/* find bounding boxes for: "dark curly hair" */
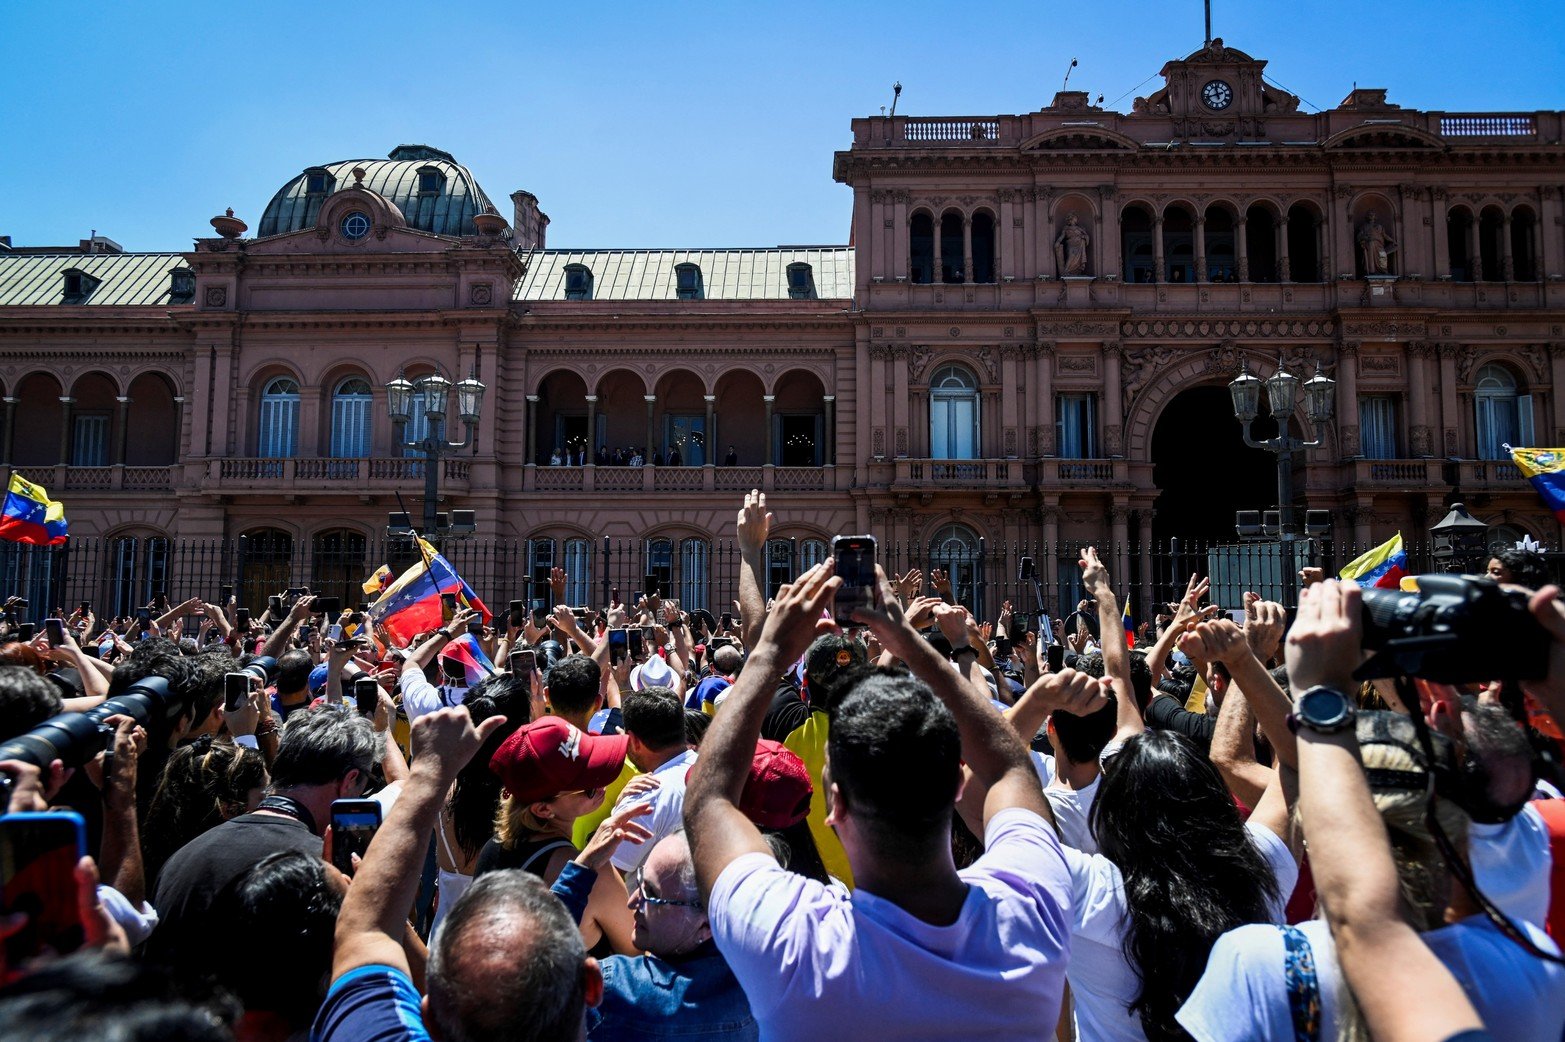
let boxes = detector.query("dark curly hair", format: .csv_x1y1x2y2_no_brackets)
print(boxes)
447,681,526,860
143,738,269,889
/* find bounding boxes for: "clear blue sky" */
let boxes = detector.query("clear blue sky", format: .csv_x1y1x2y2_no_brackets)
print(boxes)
4,1,1561,252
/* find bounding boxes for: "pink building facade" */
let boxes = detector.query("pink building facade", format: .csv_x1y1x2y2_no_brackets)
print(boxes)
1,42,1563,611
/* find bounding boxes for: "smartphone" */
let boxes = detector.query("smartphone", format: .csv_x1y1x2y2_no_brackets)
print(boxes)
1047,643,1065,673
611,586,621,605
224,672,251,712
16,622,34,643
509,599,526,628
466,617,484,637
1008,612,1029,643
832,535,879,625
43,619,64,648
328,623,344,642
329,799,382,875
0,811,87,966
994,635,1013,659
236,607,251,630
531,606,548,629
316,596,341,619
510,649,536,677
440,593,458,621
219,584,233,606
283,587,306,602
643,573,660,597
268,595,285,617
628,627,645,658
719,610,733,631
1019,556,1037,581
608,627,629,665
299,625,316,642
353,677,381,717
78,601,91,616
153,589,169,611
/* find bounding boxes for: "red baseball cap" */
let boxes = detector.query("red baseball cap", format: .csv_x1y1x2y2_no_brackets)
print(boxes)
489,716,629,804
739,739,814,829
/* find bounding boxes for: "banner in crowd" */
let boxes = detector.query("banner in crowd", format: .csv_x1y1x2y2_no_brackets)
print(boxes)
1508,445,1565,524
1337,532,1407,589
368,537,490,643
440,633,497,686
0,475,68,546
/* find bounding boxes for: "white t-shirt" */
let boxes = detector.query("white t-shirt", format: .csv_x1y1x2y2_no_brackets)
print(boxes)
608,749,697,873
1061,820,1297,1042
1177,915,1565,1042
1030,751,1102,854
1469,801,1552,926
708,807,1072,1042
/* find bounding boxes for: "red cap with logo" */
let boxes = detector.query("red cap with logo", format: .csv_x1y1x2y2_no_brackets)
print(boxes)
738,739,814,829
489,716,629,804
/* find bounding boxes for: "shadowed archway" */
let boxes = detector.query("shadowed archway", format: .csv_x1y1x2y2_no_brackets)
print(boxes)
1151,385,1279,546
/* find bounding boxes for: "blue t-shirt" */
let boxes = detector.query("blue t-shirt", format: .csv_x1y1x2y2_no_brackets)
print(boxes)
690,675,731,710
311,965,429,1042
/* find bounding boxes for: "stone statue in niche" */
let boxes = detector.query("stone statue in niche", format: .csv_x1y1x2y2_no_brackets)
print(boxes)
1054,214,1091,277
1356,212,1398,275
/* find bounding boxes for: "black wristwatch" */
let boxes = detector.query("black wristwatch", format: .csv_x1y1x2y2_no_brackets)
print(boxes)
951,645,979,661
1287,685,1357,735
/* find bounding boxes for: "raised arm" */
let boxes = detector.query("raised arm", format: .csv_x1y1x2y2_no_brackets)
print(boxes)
1079,546,1144,743
1289,580,1485,1042
685,561,837,899
260,594,316,661
1146,573,1208,682
735,490,771,653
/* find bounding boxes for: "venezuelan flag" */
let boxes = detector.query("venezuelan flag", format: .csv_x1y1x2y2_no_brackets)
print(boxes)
369,537,490,643
1122,598,1136,649
0,475,68,546
1509,446,1565,524
439,633,496,687
1339,533,1407,590
361,564,393,598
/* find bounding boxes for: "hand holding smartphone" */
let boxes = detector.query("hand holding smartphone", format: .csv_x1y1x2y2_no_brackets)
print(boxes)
832,535,880,625
1,811,87,967
353,677,381,717
329,799,382,875
608,627,629,665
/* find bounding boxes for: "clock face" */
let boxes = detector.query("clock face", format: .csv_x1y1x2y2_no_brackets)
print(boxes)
1202,79,1233,110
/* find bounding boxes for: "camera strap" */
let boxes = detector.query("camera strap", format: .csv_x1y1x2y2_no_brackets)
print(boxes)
257,794,318,835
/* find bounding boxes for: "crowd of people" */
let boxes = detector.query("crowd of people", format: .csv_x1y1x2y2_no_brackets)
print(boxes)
548,444,742,467
1,492,1564,1041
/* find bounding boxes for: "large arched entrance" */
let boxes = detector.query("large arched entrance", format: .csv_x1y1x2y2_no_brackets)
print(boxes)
1151,385,1279,546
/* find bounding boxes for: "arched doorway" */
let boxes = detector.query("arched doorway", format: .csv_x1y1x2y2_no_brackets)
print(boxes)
1150,385,1279,547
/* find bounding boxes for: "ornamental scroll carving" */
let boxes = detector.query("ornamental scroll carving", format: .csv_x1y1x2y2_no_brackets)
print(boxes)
1121,345,1181,409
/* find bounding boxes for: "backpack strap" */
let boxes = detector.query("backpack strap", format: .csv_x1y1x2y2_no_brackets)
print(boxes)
1282,925,1322,1042
520,839,577,875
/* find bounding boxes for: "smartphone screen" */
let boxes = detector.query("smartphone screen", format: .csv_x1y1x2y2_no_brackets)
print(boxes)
720,611,733,630
268,595,285,617
316,597,341,619
628,628,645,658
832,535,878,625
329,800,382,875
354,678,381,717
236,607,251,629
643,573,660,597
1008,612,1029,643
43,619,64,648
0,811,87,967
219,584,233,606
531,607,548,629
225,672,251,712
509,599,526,628
510,649,536,676
78,602,91,616
994,636,1013,659
466,617,484,637
440,593,458,621
1047,644,1065,673
608,628,629,665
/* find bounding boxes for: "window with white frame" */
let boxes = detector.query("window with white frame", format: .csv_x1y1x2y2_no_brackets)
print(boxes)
929,523,983,615
1358,396,1399,458
680,538,710,611
930,365,979,459
330,377,374,458
1474,365,1531,461
800,538,829,571
258,378,300,458
1056,394,1098,458
563,538,592,605
766,540,793,598
71,414,109,466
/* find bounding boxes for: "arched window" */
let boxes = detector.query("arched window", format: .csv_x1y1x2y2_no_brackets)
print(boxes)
563,538,592,605
312,529,368,609
1121,205,1155,282
1286,205,1321,282
1162,205,1195,283
258,377,300,459
239,528,294,610
1479,209,1504,282
1513,209,1539,282
1204,207,1237,282
1447,209,1475,282
909,212,935,284
929,524,983,615
800,538,829,572
1475,365,1531,460
1244,205,1278,283
679,538,710,612
106,533,170,618
330,377,373,459
766,539,794,598
940,212,964,283
929,365,979,459
646,538,674,596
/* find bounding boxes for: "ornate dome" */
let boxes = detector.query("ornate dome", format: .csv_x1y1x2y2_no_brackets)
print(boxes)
256,145,498,238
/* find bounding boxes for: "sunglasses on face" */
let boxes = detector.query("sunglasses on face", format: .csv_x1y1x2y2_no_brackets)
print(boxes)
629,866,703,911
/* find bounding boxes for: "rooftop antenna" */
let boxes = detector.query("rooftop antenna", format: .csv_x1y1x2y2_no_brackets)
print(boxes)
1062,57,1078,91
1204,0,1212,47
888,81,902,117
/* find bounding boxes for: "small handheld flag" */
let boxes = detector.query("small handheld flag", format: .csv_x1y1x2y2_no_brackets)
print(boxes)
369,537,490,643
440,633,496,687
0,475,68,546
1122,599,1136,649
1338,533,1407,590
1508,445,1565,524
362,564,393,598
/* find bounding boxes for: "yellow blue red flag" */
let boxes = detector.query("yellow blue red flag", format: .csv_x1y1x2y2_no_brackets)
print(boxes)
1509,446,1565,524
1338,532,1407,589
368,537,489,643
0,475,68,546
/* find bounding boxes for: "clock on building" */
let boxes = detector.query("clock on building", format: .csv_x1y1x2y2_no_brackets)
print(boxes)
1202,79,1233,110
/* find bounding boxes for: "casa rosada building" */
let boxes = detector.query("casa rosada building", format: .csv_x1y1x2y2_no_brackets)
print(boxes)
2,38,1564,612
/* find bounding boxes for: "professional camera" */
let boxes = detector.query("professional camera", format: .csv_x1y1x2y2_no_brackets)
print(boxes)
0,676,177,771
234,655,277,688
1357,574,1549,684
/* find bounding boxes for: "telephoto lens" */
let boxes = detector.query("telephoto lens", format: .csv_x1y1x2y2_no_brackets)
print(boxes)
1358,575,1549,684
0,676,176,770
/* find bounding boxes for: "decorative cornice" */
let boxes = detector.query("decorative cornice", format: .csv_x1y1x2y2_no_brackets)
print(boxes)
1120,316,1336,338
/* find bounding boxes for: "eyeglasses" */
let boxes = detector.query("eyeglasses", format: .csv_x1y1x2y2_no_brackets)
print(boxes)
628,867,703,911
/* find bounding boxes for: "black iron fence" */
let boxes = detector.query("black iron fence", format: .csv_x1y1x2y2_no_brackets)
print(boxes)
2,534,1554,631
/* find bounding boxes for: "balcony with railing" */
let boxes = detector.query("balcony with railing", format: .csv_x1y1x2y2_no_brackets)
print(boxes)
206,457,472,494
867,458,1030,492
520,464,829,495
12,465,176,493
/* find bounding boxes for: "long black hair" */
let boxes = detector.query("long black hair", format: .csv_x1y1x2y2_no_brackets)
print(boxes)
447,675,528,860
1090,729,1281,1041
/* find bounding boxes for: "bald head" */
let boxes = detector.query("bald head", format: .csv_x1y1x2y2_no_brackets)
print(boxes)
712,645,743,677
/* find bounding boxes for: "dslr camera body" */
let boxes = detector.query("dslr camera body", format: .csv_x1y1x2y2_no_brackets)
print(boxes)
1358,574,1548,684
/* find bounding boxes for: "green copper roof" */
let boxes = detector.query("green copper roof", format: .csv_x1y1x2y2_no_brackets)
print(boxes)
515,247,854,301
257,145,497,239
0,253,191,306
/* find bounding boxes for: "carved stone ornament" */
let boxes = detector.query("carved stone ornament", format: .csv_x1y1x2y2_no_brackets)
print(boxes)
1410,425,1433,457
469,283,493,306
1360,354,1399,373
1444,429,1459,455
976,346,999,381
204,286,227,307
895,429,908,456
1207,341,1248,377
1456,347,1481,382
908,345,934,381
1058,355,1097,373
1038,319,1118,337
1520,344,1548,380
1104,425,1124,456
1121,345,1181,407
1340,425,1360,456
1123,318,1334,339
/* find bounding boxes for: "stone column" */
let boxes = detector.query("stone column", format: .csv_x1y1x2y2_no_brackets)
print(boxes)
113,396,131,466
822,395,836,465
1431,189,1451,280
1276,215,1291,282
1468,216,1481,281
962,215,974,285
1541,187,1564,278
1098,184,1120,281
1406,343,1432,457
1110,505,1131,591
703,395,716,465
932,216,944,283
1152,214,1165,282
1550,344,1565,444
0,397,15,467
1040,504,1061,561
171,397,185,468
1336,342,1360,457
763,395,776,465
524,395,538,465
1102,342,1124,458
643,395,656,459
892,192,910,282
1236,215,1249,282
1317,216,1329,281
1036,341,1056,457
1501,214,1515,282
584,395,598,458
57,397,74,464
1437,343,1461,458
1194,215,1208,282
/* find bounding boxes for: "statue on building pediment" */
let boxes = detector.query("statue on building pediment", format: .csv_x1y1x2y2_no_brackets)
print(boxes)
1054,214,1091,277
1357,212,1397,275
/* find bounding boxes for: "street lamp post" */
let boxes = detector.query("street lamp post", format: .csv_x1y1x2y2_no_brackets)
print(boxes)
386,368,486,545
1228,358,1336,540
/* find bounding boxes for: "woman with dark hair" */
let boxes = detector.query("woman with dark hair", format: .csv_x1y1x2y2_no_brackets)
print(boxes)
1063,728,1297,1042
1486,545,1551,590
143,737,269,890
